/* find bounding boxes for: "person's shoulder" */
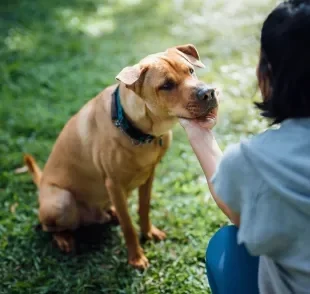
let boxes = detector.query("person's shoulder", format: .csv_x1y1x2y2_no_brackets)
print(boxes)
239,127,276,152
247,118,310,147
218,124,289,175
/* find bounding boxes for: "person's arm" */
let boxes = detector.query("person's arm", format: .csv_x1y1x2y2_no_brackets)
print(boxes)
187,130,240,226
179,109,240,226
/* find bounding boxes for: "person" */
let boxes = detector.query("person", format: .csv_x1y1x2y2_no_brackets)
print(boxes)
179,1,310,293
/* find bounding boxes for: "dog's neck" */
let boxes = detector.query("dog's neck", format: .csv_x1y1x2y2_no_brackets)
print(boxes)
118,84,177,137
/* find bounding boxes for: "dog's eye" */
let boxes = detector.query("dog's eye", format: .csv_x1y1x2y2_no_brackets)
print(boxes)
189,68,194,75
160,80,175,91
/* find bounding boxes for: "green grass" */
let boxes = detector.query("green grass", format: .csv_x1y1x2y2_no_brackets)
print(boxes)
0,0,274,293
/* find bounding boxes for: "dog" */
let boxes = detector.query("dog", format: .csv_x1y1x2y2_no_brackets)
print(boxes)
24,44,218,269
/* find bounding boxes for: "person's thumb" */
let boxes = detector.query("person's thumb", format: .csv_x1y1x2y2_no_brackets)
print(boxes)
178,118,194,129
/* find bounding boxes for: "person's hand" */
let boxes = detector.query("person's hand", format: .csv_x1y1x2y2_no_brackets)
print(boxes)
179,107,218,139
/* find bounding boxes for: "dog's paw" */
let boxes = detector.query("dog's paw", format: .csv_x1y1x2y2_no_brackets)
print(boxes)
53,232,75,253
143,225,166,241
128,252,149,270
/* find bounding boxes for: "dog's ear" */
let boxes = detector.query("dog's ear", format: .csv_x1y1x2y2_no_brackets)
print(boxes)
115,64,147,89
175,44,205,68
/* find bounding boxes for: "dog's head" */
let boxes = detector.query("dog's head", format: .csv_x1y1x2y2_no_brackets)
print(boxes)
116,44,219,120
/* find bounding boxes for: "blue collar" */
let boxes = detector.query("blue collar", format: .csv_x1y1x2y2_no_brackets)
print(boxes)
111,85,157,145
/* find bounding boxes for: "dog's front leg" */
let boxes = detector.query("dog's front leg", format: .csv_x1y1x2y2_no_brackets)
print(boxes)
105,178,149,269
138,169,166,241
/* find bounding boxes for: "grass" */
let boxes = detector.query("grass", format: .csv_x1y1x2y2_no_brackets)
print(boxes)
0,0,274,293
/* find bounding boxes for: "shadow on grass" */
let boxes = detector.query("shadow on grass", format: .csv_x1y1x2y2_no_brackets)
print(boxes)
34,219,121,254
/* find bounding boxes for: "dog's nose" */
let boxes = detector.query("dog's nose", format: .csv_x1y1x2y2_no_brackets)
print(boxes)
196,87,216,101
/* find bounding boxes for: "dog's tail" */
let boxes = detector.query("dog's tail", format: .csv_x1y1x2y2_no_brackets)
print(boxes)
24,154,42,188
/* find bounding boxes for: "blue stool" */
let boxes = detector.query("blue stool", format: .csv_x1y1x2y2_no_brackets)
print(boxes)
206,225,259,294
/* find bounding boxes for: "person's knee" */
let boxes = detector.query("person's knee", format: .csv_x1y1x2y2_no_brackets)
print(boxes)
205,226,238,294
205,225,259,294
206,225,238,262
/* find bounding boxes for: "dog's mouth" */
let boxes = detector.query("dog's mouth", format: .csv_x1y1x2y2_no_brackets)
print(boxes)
178,107,217,121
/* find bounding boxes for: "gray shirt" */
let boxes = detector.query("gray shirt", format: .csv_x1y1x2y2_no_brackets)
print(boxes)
211,118,310,294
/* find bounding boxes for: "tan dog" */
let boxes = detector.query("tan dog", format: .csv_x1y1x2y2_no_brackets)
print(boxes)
24,44,218,269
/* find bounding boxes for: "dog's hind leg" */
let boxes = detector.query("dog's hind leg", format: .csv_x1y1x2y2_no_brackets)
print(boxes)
39,185,79,253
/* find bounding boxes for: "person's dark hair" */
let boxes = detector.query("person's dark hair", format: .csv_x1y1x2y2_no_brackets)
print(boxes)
255,0,310,124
